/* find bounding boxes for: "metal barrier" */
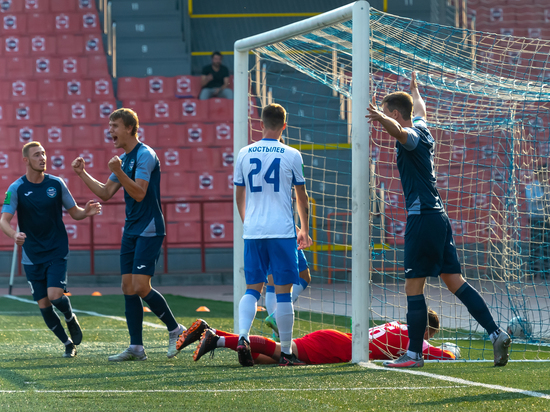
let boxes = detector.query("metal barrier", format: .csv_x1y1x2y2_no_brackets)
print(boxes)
5,198,233,276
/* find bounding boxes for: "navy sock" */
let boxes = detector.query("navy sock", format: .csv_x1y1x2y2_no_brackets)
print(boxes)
124,294,144,346
40,306,69,344
455,283,498,335
51,296,74,321
142,289,178,331
406,294,427,355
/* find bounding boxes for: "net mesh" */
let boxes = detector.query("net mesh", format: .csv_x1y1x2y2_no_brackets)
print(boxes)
249,7,550,359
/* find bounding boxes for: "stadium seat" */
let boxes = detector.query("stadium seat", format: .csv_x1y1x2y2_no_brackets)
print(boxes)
0,102,14,125
0,0,24,13
53,13,81,34
45,125,74,148
183,122,215,146
0,59,6,78
37,78,60,101
87,55,109,77
9,79,36,102
34,56,61,78
161,171,196,198
203,201,233,222
48,148,76,172
93,222,123,250
29,35,56,55
56,34,84,55
94,203,125,224
12,102,40,125
207,98,233,122
65,220,92,248
72,124,103,148
27,12,54,35
166,201,201,222
179,99,208,122
93,77,113,100
217,146,234,169
122,99,151,123
81,12,101,33
62,78,93,101
166,220,201,247
6,57,32,78
150,99,179,122
0,126,17,149
83,33,102,54
0,150,24,175
117,77,147,100
248,120,262,143
196,170,232,198
42,101,69,124
4,35,29,56
214,122,232,142
56,171,85,199
13,125,44,145
60,56,88,77
68,101,97,124
203,221,232,245
158,147,191,170
174,75,201,98
96,100,116,120
76,148,104,171
147,76,176,100
155,123,185,147
2,14,28,35
189,147,214,171
137,125,158,148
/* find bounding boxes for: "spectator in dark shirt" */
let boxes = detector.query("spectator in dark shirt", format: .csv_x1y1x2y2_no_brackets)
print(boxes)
199,51,233,100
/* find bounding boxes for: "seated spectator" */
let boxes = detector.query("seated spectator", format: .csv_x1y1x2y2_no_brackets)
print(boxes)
199,51,233,100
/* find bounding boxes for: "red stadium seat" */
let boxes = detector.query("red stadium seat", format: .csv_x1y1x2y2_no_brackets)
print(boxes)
4,35,29,56
34,56,61,78
2,13,28,35
24,0,50,13
203,202,232,222
62,78,93,101
214,122,232,143
45,125,73,148
13,125,44,145
72,124,103,148
50,0,76,12
96,100,116,121
27,12,54,35
0,150,24,175
196,170,232,198
0,81,10,100
0,126,17,149
0,0,24,13
86,55,108,77
0,102,14,125
65,220,92,248
166,220,201,247
182,122,214,146
179,99,208,122
0,58,7,78
122,99,151,123
6,57,32,78
147,76,176,100
150,99,179,122
12,102,40,125
75,148,104,170
166,201,201,222
117,77,147,100
93,222,123,249
216,146,234,169
83,33,102,54
175,75,201,98
92,77,113,100
81,12,101,33
56,170,84,199
161,171,196,198
42,101,68,124
208,98,233,122
68,101,97,124
203,221,232,245
137,124,158,148
47,148,75,172
158,147,191,170
56,34,84,55
154,123,184,147
189,147,214,171
59,56,88,77
94,203,125,224
30,35,56,56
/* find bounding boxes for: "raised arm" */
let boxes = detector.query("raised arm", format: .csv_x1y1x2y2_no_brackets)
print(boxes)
72,157,121,202
365,96,409,144
410,72,427,119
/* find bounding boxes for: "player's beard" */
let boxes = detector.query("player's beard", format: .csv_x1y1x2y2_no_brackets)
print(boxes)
29,160,46,173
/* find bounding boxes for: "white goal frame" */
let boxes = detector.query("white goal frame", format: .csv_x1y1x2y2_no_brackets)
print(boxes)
233,1,371,363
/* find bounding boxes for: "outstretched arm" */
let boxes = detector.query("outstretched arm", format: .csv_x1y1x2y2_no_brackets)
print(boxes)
410,72,427,119
365,96,409,144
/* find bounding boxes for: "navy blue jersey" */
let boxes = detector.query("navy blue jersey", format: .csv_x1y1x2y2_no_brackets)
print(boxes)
2,174,76,265
109,142,165,237
396,117,444,214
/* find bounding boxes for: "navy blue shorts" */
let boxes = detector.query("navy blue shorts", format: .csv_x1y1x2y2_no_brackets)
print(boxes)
244,238,300,286
120,234,164,276
23,259,68,301
404,212,462,278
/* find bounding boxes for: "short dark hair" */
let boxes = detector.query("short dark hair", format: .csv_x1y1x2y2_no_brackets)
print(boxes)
22,141,42,158
427,308,440,334
261,103,286,130
109,108,139,136
212,51,222,59
381,91,413,121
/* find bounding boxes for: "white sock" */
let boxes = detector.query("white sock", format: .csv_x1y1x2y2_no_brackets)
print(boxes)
217,336,225,347
238,293,258,340
266,290,277,316
64,340,72,346
130,344,144,352
276,301,294,354
407,350,421,360
291,283,306,303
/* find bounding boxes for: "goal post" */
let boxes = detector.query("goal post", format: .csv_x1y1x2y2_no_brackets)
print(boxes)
233,1,372,363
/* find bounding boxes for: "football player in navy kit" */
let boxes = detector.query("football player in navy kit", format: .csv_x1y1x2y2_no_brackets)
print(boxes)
366,73,510,367
72,108,186,361
1,141,101,358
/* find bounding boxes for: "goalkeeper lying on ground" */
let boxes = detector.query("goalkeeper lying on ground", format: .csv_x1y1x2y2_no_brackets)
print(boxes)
176,309,459,365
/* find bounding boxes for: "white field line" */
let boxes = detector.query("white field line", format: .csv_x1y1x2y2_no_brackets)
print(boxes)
361,362,550,400
0,386,467,394
2,295,165,329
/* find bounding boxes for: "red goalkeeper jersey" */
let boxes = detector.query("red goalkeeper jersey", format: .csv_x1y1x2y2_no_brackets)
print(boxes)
293,322,456,364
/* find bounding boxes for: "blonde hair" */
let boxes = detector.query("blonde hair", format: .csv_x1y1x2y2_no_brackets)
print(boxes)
22,141,42,158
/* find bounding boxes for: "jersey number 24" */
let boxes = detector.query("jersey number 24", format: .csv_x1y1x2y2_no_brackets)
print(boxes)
248,158,281,192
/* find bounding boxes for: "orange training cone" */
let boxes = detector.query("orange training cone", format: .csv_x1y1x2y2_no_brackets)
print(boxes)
91,291,102,296
143,307,152,312
257,306,266,312
196,306,210,312
64,292,72,296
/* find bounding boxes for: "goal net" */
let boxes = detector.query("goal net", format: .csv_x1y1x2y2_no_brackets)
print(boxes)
236,2,550,361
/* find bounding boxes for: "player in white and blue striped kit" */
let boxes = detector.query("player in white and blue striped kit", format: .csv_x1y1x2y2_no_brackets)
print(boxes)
72,108,186,361
234,103,312,366
0,142,102,358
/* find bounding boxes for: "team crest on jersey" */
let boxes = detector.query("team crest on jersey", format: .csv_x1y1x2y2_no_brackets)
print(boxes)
3,191,10,205
128,159,135,171
46,187,57,198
